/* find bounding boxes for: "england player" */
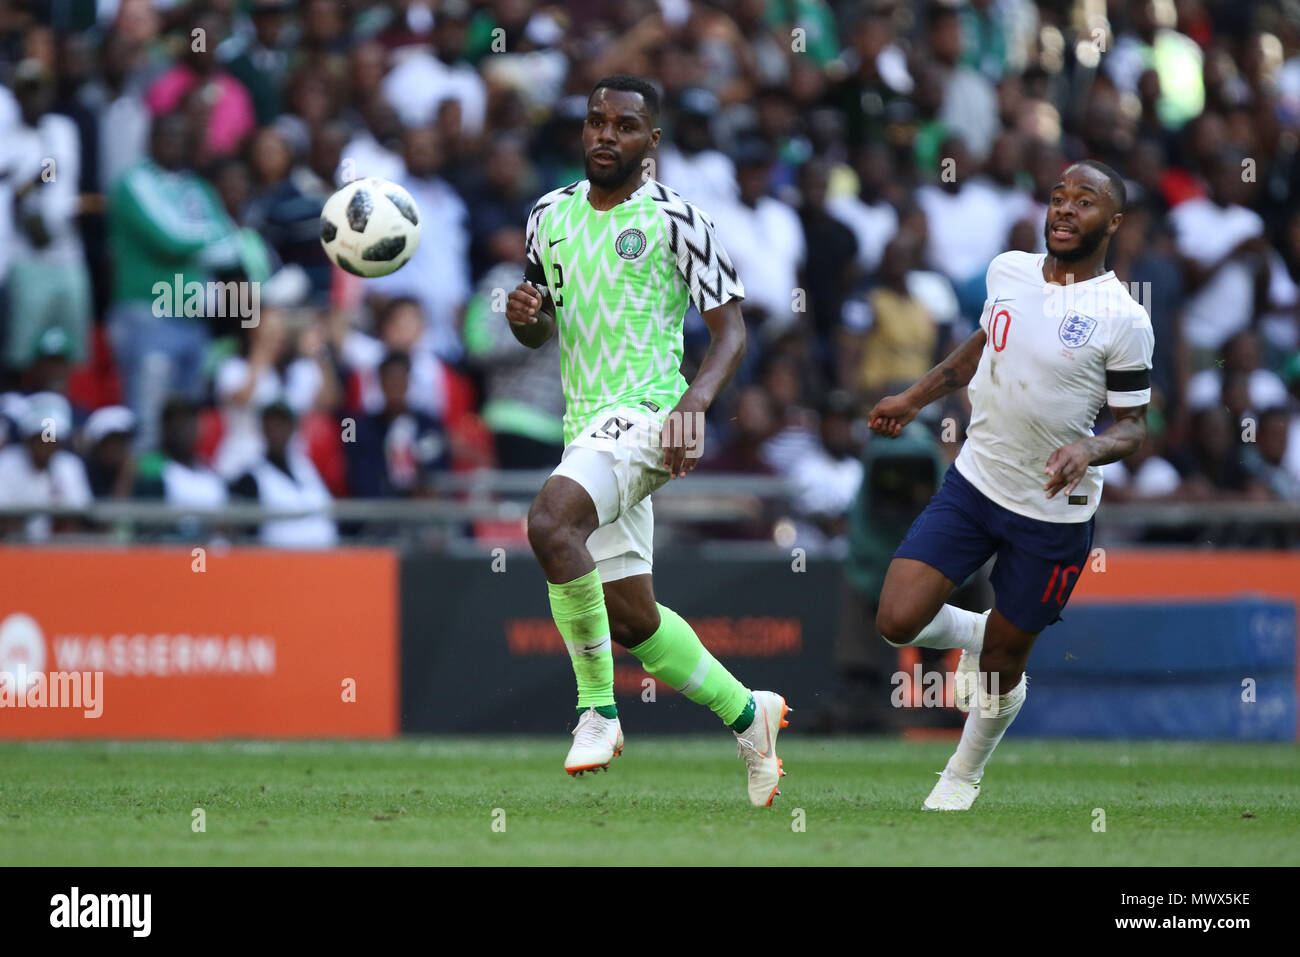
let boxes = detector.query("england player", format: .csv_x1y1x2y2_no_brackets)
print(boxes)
868,160,1154,810
504,76,789,806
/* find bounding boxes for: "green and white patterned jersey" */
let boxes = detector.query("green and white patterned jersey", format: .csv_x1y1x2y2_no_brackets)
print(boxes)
523,178,745,444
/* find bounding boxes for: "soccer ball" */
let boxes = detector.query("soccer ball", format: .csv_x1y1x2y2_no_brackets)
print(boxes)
319,178,421,278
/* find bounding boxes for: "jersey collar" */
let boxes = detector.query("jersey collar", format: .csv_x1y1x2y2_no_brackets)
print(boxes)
582,177,652,209
1039,253,1116,287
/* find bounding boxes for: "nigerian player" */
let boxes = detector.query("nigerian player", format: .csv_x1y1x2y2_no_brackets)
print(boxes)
868,160,1154,810
504,76,790,806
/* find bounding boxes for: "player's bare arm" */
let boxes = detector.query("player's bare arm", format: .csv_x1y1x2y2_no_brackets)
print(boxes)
868,329,988,437
661,299,745,479
505,281,557,348
1044,403,1148,499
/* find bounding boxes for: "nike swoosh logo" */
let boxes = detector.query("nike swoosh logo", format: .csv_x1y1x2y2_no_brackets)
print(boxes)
549,237,566,247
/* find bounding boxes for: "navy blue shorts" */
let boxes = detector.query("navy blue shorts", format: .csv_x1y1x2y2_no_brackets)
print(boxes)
893,463,1094,634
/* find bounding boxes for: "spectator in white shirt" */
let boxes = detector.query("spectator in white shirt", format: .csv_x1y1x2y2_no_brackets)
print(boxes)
338,295,450,421
4,61,93,371
77,32,150,194
0,392,91,541
656,88,739,210
1169,149,1271,363
1243,408,1300,501
930,5,998,161
80,404,137,500
132,395,230,541
828,142,901,275
710,139,805,342
1185,331,1289,413
367,126,472,362
915,136,1007,310
213,307,335,481
789,390,865,556
758,352,820,474
380,0,485,138
228,400,337,548
339,96,405,186
983,130,1039,245
1100,409,1182,502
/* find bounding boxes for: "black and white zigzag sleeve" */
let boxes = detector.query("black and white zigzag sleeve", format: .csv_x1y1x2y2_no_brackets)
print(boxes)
522,197,548,287
654,185,745,314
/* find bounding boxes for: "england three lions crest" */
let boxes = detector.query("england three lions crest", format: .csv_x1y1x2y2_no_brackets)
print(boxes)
1059,311,1098,349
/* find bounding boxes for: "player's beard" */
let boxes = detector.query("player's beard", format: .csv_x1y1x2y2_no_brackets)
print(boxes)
1044,217,1108,262
585,148,647,189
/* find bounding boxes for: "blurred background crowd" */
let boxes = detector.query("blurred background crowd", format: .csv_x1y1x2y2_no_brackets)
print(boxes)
0,0,1299,552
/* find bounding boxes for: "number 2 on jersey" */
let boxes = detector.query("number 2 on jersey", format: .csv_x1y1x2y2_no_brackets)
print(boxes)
552,261,565,308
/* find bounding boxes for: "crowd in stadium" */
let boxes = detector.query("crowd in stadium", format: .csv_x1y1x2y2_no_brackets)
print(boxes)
0,0,1298,545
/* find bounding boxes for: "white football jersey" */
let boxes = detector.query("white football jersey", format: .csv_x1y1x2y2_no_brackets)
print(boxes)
954,251,1154,523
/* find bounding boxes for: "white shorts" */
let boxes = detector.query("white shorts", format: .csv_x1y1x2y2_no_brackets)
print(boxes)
550,404,671,582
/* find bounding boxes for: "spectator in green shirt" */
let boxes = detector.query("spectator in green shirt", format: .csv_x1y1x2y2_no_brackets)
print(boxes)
106,110,244,451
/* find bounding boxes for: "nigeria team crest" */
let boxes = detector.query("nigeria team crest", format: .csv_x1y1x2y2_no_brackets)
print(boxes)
615,227,647,260
1059,311,1098,348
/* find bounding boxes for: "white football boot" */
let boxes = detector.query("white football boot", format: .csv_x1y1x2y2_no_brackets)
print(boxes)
734,690,790,807
922,769,981,811
565,708,624,776
954,610,992,714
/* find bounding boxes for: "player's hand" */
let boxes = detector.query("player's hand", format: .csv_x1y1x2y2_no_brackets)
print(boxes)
661,393,706,479
506,282,542,325
1044,442,1092,498
868,394,918,438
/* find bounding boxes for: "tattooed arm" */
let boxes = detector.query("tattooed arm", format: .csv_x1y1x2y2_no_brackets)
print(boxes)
1044,404,1148,499
868,329,988,437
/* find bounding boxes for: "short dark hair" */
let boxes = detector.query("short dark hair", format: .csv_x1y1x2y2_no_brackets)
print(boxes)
820,388,858,420
926,3,960,26
589,75,660,122
1072,159,1127,212
261,398,295,421
161,394,197,424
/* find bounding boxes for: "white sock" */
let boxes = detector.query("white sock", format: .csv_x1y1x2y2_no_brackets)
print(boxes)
891,604,985,651
947,675,1027,783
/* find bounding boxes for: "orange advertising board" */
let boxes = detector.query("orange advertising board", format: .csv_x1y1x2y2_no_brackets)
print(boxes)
1071,550,1300,605
0,547,398,738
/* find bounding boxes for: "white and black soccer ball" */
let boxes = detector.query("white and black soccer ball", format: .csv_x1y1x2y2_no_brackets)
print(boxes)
319,177,421,278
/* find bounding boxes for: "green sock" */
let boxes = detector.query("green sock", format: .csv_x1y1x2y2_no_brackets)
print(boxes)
729,694,756,733
628,603,750,728
548,568,615,712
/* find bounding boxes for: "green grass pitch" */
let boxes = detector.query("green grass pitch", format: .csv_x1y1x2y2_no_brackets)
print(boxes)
1,737,1296,866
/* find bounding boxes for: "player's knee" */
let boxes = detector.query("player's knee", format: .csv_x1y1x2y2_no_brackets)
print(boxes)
608,608,658,648
876,605,919,647
526,501,569,561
